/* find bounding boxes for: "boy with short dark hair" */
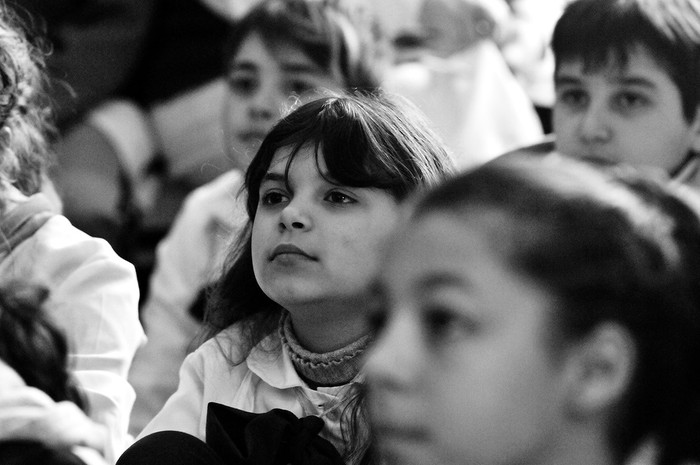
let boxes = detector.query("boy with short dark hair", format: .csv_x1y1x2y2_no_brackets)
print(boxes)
507,0,700,187
551,0,700,185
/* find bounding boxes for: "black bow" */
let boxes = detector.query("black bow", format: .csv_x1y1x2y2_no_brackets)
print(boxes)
206,403,345,465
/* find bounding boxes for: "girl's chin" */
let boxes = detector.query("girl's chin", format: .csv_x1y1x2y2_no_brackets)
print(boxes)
262,286,322,309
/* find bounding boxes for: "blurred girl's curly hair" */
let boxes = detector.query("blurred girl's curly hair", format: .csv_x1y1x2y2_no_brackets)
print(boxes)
0,282,86,409
0,3,54,199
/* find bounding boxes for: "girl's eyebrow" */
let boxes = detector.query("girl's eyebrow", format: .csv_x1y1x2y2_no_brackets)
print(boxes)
416,272,470,292
230,56,322,75
229,60,257,72
281,62,322,74
554,75,581,86
261,172,286,183
368,278,385,298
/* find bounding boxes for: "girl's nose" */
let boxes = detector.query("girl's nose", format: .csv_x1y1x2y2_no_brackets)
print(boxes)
278,204,311,232
365,311,424,390
249,98,275,121
248,87,280,122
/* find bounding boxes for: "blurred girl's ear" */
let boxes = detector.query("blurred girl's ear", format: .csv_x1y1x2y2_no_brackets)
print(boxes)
562,322,636,419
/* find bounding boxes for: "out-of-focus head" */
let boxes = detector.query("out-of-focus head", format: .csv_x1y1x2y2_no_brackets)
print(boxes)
367,153,700,465
222,0,387,166
0,6,53,200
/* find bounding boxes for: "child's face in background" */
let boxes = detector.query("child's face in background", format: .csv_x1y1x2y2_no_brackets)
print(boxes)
251,146,400,340
366,213,570,465
553,46,700,174
223,32,344,169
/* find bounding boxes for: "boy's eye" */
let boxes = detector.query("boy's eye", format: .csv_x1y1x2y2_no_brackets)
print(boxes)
260,190,288,206
556,88,588,109
227,73,258,95
325,191,356,204
613,91,650,112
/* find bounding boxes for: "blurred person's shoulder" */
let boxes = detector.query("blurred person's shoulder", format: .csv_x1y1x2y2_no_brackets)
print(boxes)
495,134,556,162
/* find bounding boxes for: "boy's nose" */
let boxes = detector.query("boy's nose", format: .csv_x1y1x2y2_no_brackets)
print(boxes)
578,106,612,143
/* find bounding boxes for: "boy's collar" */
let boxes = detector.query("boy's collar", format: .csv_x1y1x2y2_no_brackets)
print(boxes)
669,151,700,185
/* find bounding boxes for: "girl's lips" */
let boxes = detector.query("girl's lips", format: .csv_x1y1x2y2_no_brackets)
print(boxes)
238,130,268,143
269,244,315,261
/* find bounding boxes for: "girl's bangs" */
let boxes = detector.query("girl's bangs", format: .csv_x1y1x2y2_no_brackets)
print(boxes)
279,101,393,189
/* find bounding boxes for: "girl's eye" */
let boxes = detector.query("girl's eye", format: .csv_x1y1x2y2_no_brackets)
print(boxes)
260,190,288,206
367,308,389,334
325,191,356,204
287,79,315,96
556,88,588,110
613,91,650,112
227,74,258,96
422,306,479,346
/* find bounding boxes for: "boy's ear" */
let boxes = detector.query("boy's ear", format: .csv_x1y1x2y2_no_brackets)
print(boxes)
688,105,700,153
562,323,636,419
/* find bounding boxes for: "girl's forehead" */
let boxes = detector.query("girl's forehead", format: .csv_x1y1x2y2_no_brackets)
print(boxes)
235,31,322,71
233,33,295,63
268,145,329,176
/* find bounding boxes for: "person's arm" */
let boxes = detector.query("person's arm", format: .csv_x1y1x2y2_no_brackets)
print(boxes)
128,211,210,434
136,347,209,441
129,170,244,434
28,217,144,463
0,360,107,455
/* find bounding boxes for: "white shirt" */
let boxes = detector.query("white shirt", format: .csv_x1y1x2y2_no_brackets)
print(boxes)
129,169,247,434
0,198,144,463
138,326,363,458
0,361,109,465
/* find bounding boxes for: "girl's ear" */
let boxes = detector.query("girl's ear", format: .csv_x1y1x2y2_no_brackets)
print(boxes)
562,322,636,419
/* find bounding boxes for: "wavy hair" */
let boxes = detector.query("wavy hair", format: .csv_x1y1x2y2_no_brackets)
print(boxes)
0,282,85,410
0,3,54,201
